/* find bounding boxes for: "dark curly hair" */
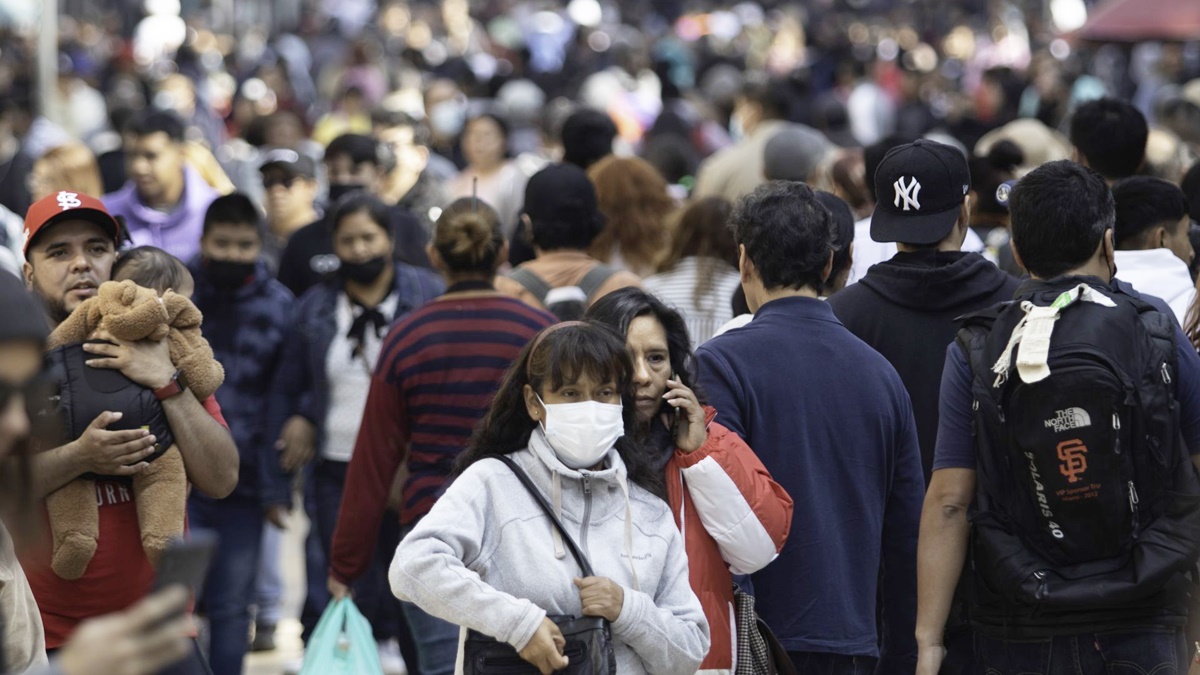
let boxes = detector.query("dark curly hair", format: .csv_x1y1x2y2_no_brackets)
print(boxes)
729,181,835,294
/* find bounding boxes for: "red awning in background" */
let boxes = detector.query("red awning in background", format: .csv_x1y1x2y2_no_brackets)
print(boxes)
1078,0,1200,42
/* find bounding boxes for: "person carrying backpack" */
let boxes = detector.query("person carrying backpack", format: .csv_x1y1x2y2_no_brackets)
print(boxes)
496,163,642,320
916,160,1200,675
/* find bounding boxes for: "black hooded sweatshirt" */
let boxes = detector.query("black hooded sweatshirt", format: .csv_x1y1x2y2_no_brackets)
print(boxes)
828,250,1020,481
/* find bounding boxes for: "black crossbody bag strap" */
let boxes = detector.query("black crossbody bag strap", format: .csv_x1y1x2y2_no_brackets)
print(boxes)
491,455,595,578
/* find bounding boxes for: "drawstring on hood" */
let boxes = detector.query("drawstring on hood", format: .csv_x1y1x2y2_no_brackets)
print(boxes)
528,427,641,592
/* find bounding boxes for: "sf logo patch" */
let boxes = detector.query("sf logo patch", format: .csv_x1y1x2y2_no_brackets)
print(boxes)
893,177,921,211
56,191,82,210
1057,439,1088,483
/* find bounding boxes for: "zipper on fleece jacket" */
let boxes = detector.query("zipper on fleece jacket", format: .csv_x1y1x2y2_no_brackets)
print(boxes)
580,474,593,561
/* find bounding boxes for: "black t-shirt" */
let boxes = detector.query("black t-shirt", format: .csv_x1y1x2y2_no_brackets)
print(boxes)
277,206,433,299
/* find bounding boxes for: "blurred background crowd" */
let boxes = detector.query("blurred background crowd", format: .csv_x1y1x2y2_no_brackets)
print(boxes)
1,0,1199,674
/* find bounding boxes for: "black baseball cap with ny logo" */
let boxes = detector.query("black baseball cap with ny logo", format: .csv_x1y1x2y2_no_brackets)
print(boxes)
870,139,972,246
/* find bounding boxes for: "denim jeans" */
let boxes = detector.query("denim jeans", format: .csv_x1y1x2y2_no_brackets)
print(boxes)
303,458,402,644
973,627,1188,674
186,497,264,675
255,522,284,626
397,524,460,675
787,651,878,675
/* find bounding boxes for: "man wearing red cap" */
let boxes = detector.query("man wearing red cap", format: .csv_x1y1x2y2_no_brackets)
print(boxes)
19,190,237,669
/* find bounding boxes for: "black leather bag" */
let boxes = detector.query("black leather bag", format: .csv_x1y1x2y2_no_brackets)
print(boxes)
462,455,616,675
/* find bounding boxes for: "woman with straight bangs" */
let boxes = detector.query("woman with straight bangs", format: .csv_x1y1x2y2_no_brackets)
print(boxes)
587,156,676,277
586,286,793,675
390,322,710,675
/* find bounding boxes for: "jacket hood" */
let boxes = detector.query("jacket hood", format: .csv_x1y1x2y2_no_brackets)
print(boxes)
859,250,1016,312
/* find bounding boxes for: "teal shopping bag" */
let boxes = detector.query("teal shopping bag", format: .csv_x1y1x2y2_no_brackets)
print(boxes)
299,598,384,675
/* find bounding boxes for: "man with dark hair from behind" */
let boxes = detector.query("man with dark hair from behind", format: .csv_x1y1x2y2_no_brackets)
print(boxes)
829,139,1018,482
814,191,856,295
102,109,218,263
495,163,641,315
1111,177,1195,323
916,160,1200,674
1069,98,1149,182
697,181,924,673
559,108,618,170
185,193,294,675
693,74,789,202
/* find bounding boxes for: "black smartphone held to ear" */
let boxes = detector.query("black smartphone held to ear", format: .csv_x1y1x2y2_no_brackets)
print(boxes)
153,530,218,597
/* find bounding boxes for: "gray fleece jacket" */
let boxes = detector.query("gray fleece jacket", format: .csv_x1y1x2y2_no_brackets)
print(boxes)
390,428,710,675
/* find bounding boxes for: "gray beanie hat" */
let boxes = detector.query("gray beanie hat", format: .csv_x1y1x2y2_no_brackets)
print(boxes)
763,124,834,182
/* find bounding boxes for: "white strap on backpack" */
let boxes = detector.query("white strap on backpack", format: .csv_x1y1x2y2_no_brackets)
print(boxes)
991,283,1117,387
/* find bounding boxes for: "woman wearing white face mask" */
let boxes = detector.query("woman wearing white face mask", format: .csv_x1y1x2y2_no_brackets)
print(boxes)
390,321,710,675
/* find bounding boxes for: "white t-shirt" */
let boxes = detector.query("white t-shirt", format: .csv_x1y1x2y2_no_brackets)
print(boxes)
321,291,399,462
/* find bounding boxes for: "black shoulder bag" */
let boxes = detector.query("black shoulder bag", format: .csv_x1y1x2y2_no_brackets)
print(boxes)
462,456,617,675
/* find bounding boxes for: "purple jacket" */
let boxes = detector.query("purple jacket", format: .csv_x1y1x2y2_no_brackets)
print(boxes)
102,166,218,262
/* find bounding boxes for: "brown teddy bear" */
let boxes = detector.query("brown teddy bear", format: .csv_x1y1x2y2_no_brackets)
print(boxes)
45,280,225,580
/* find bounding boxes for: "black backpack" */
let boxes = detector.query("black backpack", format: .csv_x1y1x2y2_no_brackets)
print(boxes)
42,342,175,479
507,264,617,321
957,278,1200,630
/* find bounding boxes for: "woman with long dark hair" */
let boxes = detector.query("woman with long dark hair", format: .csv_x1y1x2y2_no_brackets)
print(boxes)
586,287,793,674
390,322,709,675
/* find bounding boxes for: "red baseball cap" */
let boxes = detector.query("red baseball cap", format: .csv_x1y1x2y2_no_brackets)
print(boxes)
23,191,122,256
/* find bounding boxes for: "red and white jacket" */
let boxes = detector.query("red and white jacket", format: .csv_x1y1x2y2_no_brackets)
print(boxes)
665,407,793,673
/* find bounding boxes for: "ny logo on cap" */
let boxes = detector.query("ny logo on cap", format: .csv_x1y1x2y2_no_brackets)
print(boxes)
56,191,82,210
893,177,921,211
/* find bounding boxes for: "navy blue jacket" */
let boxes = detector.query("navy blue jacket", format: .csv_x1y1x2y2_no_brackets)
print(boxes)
266,262,444,462
188,258,295,508
695,296,925,669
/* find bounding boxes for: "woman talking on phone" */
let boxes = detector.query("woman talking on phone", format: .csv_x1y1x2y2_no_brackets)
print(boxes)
390,322,709,675
586,287,793,674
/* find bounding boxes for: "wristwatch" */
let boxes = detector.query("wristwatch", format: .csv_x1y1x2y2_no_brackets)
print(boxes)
153,370,189,401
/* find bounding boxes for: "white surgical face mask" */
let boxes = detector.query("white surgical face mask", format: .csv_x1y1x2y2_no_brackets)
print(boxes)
537,395,624,470
429,100,466,138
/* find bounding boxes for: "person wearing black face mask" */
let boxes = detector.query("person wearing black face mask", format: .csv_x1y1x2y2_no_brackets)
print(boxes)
266,192,443,646
277,134,434,298
184,193,297,675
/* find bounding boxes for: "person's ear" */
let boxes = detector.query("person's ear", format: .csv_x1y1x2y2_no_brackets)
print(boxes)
738,244,752,284
1157,226,1169,250
1010,238,1026,274
523,383,544,422
414,145,430,172
22,260,33,289
822,249,835,284
960,195,971,228
1104,228,1116,261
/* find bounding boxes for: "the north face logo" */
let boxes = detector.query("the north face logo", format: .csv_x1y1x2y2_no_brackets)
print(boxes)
893,177,921,211
56,191,82,210
1045,407,1091,433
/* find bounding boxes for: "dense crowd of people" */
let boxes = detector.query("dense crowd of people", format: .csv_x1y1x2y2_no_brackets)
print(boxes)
0,1,1199,675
